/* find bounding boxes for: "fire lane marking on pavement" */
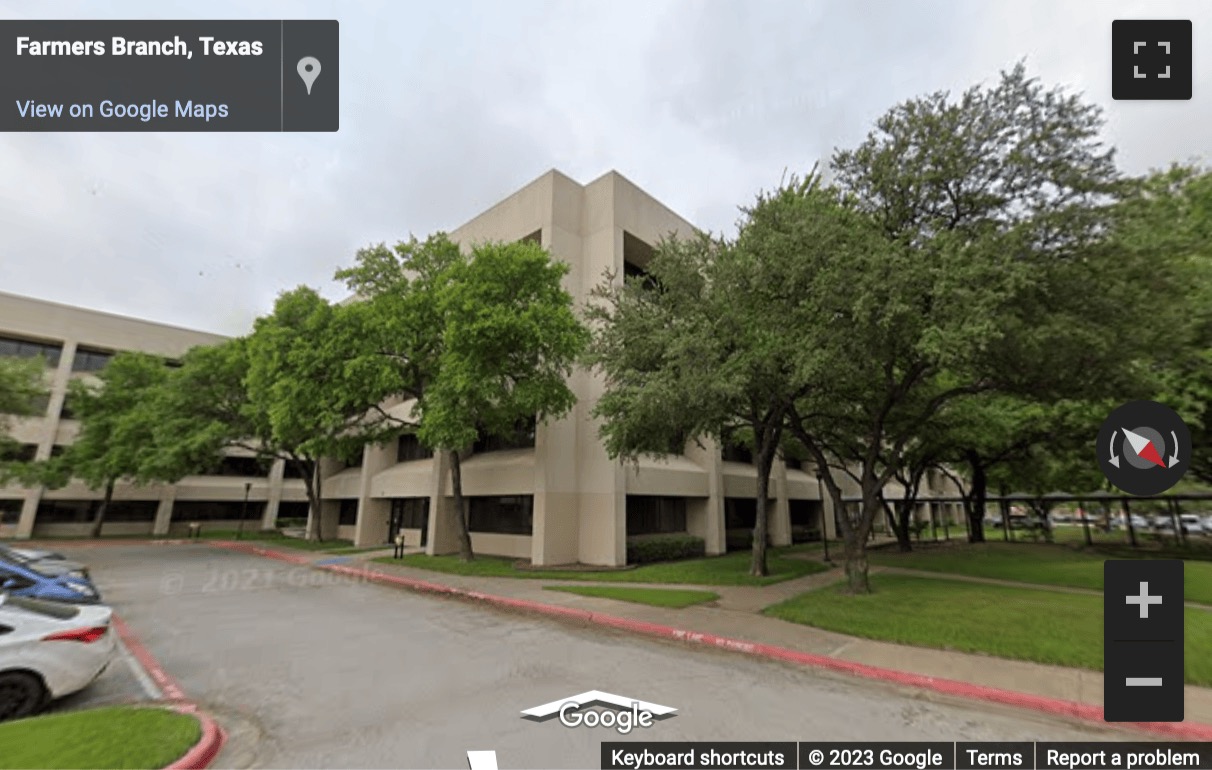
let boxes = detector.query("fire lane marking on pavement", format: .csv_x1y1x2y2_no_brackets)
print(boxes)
117,635,163,700
467,750,498,769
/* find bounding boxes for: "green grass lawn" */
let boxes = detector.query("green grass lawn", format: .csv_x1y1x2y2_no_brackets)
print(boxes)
764,574,1212,686
868,541,1212,605
375,548,830,586
544,585,719,608
0,706,201,769
190,530,355,552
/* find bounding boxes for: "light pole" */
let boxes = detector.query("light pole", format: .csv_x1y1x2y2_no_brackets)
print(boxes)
816,471,832,564
238,481,251,540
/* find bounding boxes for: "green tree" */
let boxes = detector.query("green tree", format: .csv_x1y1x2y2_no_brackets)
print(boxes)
589,176,846,577
784,64,1183,592
338,236,588,561
153,288,401,541
0,356,46,483
30,353,171,538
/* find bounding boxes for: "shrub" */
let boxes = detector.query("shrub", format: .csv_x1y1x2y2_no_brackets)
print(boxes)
626,534,706,564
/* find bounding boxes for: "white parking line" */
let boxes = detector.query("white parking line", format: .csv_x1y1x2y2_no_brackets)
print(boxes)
116,634,163,700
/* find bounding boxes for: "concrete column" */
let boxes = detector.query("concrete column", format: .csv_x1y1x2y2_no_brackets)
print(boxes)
262,459,286,529
353,441,394,547
685,437,725,556
151,486,176,536
531,412,580,566
311,457,343,541
425,450,462,555
15,340,76,539
769,457,792,547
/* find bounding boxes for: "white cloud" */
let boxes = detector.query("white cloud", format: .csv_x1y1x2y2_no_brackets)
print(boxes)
1,0,1209,334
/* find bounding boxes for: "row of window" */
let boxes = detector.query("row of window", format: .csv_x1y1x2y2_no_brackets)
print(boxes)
0,335,113,371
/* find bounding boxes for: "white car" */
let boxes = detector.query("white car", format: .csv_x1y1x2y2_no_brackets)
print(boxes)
0,593,116,721
1180,514,1205,535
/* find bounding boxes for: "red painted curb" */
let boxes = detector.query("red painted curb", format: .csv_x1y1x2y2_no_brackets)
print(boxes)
164,705,227,770
111,614,227,768
112,615,188,702
212,543,1212,742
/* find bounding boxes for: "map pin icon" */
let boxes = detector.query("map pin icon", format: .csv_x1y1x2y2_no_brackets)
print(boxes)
297,57,321,95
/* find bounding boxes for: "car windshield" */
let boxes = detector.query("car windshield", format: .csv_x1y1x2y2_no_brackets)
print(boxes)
0,593,81,621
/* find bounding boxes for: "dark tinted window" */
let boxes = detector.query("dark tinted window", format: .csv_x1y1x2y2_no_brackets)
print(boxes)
173,501,264,522
339,499,359,525
209,456,269,477
626,496,688,535
0,500,20,525
36,499,158,522
397,434,433,462
722,442,754,464
0,444,38,463
390,498,428,528
467,496,533,535
2,594,81,620
473,417,536,453
71,348,112,372
281,461,309,479
0,335,62,367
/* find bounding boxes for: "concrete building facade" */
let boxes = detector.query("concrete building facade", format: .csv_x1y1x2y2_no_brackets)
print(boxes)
1,169,965,562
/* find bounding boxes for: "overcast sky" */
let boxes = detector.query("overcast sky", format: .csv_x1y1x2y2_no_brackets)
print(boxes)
1,0,1209,336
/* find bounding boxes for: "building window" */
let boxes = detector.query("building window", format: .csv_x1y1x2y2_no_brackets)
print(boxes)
0,499,20,525
397,433,433,462
467,496,533,535
626,496,688,535
0,444,38,463
0,335,62,367
71,347,112,372
722,441,754,464
338,499,359,526
473,416,536,454
725,497,757,529
172,501,265,522
57,394,75,420
208,456,269,477
390,498,429,529
281,461,309,480
35,500,159,523
519,229,542,246
275,501,310,525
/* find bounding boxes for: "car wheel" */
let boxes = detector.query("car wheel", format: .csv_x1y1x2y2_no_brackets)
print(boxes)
0,672,46,722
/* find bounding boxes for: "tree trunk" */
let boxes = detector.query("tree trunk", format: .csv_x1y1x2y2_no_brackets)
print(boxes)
841,479,878,594
301,459,324,542
884,496,912,552
966,454,987,543
894,498,913,552
90,479,114,539
450,450,474,562
750,448,775,578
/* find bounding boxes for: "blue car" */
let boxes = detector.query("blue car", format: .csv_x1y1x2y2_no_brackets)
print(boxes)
0,556,102,604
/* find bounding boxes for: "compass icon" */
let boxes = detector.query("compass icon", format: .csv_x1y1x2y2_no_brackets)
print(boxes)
1098,400,1191,495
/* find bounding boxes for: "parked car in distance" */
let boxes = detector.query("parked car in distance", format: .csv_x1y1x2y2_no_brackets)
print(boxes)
0,545,86,579
6,546,66,562
1180,514,1205,535
0,593,116,721
0,556,101,604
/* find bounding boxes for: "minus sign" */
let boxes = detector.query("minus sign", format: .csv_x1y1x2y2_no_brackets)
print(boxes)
1113,639,1175,642
1125,678,1163,686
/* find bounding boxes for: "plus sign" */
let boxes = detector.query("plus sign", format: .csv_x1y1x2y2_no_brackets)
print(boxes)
1126,581,1163,618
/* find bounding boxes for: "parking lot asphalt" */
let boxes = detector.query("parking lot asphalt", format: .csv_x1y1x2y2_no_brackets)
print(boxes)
64,543,1131,769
